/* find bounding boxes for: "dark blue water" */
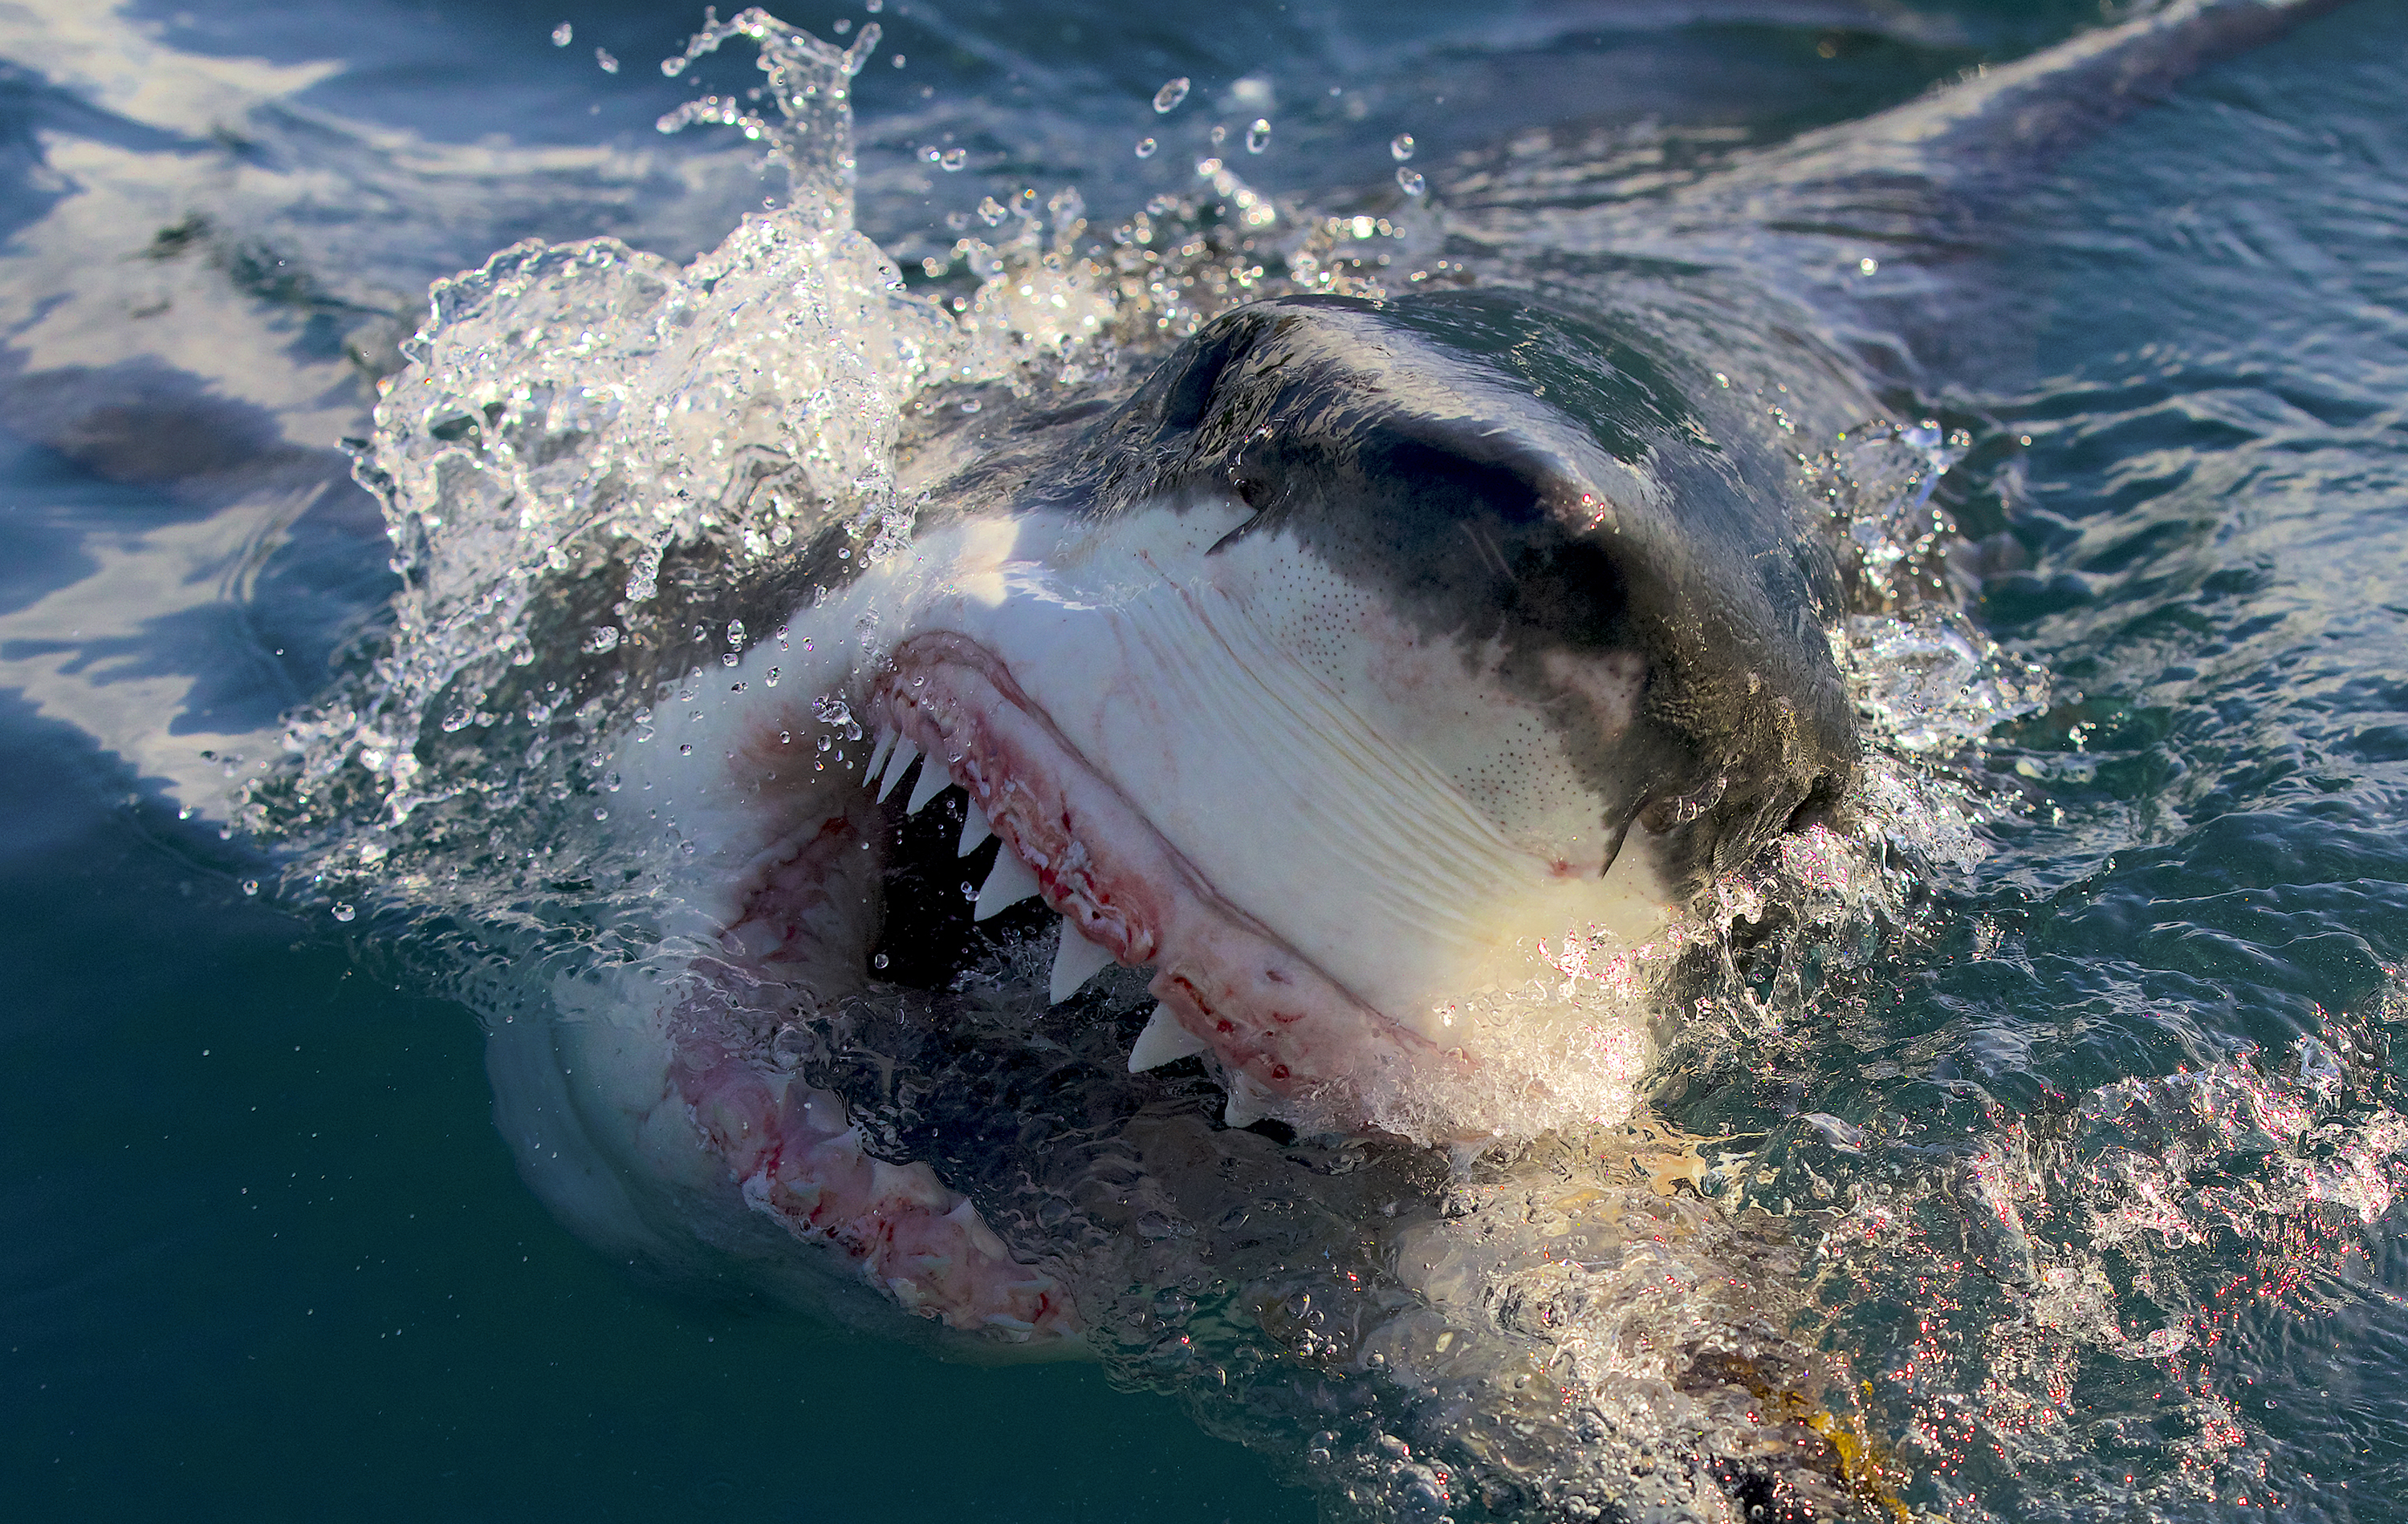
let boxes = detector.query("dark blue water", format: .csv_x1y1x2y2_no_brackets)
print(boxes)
3,2,2404,1520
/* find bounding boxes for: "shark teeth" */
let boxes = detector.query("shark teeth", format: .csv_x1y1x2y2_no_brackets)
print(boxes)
864,728,896,783
956,799,992,857
1126,1004,1210,1073
904,756,953,815
971,847,1043,921
875,737,919,802
1047,925,1118,1005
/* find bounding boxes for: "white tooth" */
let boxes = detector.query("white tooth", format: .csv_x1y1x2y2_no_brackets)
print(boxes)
1047,925,1118,1005
971,849,1043,920
876,737,919,802
1222,1074,1276,1129
864,729,896,785
1127,1004,1210,1072
956,799,993,857
905,758,952,815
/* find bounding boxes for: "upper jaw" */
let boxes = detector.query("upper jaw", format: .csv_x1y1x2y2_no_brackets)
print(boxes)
862,631,1459,1137
855,621,1686,1144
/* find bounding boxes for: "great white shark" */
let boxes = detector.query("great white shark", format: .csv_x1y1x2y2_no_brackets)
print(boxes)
329,1,2350,1518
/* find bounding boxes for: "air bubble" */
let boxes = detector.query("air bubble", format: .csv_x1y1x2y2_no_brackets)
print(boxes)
1135,136,1157,158
604,771,623,791
1153,77,1190,113
551,22,571,46
332,903,356,923
1245,119,1270,153
1390,132,1415,161
581,626,620,655
595,48,619,74
938,147,967,171
241,879,260,896
976,197,1007,225
1210,123,1226,147
872,953,889,969
593,807,609,821
771,1025,809,1068
1396,168,1426,197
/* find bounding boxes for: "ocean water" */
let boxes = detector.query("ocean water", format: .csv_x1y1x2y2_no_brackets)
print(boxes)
3,2,2406,1521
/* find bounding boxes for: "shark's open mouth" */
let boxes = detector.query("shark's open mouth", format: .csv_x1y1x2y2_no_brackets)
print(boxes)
862,631,1462,1127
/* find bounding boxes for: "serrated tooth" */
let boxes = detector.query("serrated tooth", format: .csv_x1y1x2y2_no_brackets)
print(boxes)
956,799,992,857
971,848,1043,920
876,737,919,801
1222,1073,1276,1130
1047,924,1118,1005
905,758,953,815
1127,1004,1210,1073
864,728,896,785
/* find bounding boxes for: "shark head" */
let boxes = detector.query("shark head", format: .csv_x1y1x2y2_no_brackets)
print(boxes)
649,291,1858,1140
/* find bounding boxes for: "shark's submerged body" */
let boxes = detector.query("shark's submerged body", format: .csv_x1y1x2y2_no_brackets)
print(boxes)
303,2,2353,1519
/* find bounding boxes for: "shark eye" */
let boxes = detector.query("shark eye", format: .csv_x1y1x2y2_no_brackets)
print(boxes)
1157,312,1265,430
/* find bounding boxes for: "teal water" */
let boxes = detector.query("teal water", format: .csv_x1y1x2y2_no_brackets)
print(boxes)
3,2,2406,1520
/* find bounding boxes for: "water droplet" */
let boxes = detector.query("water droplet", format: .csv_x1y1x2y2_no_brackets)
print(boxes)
241,879,260,896
1153,77,1190,113
832,17,851,33
1859,256,1879,275
1396,167,1426,197
1245,119,1271,154
817,735,833,752
938,148,967,171
678,743,694,756
592,807,609,821
604,771,623,791
872,953,889,969
765,667,779,687
1390,132,1415,161
961,881,978,900
891,54,905,67
1135,136,1157,158
1209,123,1226,147
865,0,882,11
332,903,356,923
594,47,619,74
551,22,571,47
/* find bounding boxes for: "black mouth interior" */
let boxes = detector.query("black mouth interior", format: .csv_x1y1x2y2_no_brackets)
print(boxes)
863,782,1054,993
